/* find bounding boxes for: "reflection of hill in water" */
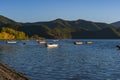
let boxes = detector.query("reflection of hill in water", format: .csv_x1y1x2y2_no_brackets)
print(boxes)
0,46,18,52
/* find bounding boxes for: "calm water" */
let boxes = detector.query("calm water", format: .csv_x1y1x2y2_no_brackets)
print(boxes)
0,40,120,80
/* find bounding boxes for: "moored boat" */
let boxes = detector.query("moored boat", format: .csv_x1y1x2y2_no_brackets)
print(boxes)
74,42,83,45
38,39,46,44
45,43,58,48
53,39,59,42
7,41,17,44
86,41,93,44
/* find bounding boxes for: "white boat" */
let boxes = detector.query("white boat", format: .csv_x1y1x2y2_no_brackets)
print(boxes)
45,43,58,48
53,39,59,42
74,42,83,45
86,41,93,44
38,40,46,44
7,41,17,44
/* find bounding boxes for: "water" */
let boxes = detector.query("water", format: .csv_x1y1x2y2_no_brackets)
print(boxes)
0,39,120,80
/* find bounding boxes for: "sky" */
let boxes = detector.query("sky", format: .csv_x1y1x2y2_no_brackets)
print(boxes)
0,0,120,23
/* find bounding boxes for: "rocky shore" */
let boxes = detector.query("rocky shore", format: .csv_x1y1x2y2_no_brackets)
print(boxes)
0,62,30,80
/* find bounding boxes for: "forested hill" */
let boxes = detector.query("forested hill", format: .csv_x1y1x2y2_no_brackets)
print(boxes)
0,15,21,29
111,21,120,28
0,15,120,39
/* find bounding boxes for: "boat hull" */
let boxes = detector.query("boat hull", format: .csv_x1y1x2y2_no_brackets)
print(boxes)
46,44,58,48
7,41,16,44
74,42,83,45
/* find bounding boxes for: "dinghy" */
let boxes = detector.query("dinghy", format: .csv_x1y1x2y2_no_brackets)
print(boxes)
45,43,58,48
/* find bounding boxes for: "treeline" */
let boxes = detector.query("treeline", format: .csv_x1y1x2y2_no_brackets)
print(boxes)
0,27,28,40
0,27,45,40
18,24,73,39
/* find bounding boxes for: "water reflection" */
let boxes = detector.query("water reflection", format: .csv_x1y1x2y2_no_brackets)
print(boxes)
0,46,18,58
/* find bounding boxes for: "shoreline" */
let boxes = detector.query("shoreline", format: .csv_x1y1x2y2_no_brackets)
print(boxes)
0,62,30,80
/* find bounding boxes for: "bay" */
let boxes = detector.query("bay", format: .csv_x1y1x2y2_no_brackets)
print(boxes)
0,39,120,80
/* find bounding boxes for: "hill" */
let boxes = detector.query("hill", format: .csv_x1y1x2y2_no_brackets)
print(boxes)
111,21,120,28
0,15,21,29
0,15,120,39
19,19,118,39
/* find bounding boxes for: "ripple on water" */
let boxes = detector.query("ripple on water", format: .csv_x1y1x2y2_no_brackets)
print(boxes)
0,40,120,80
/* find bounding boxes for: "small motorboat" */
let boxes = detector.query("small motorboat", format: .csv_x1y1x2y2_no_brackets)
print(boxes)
74,42,83,45
38,39,46,44
7,41,17,44
86,41,93,44
53,39,59,42
45,43,58,48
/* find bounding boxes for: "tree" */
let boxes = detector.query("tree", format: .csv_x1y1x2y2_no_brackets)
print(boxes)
0,27,28,40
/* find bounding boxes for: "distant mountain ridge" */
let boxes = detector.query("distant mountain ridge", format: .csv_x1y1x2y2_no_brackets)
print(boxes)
0,15,21,29
111,21,120,28
0,15,120,39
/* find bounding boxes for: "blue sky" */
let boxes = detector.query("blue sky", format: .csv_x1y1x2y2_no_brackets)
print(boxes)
0,0,120,23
